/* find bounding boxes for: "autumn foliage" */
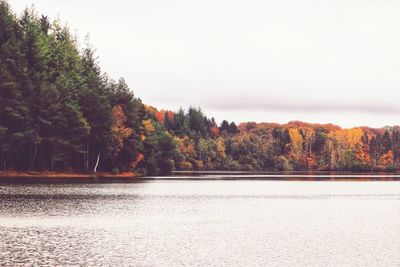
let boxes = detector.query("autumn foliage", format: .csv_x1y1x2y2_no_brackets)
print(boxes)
2,2,400,176
142,106,400,173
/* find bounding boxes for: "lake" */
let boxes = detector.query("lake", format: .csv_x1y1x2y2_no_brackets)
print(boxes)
0,178,400,266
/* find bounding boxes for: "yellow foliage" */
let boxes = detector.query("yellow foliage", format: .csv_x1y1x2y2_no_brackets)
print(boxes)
289,128,303,159
215,137,226,158
143,104,158,115
331,128,363,148
175,136,196,159
142,119,155,134
180,161,193,170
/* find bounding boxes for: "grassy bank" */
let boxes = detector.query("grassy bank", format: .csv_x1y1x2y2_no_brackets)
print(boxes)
0,171,141,183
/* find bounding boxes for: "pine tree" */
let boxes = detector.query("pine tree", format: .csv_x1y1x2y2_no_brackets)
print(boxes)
80,46,112,172
0,1,31,169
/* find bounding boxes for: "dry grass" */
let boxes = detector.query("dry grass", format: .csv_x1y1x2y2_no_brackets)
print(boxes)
0,171,138,178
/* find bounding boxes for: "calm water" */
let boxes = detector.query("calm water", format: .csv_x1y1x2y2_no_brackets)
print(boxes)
0,179,400,266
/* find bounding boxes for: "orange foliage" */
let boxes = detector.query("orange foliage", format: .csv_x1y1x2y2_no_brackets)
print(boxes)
356,150,371,166
155,111,164,124
285,121,341,132
143,106,174,125
111,105,133,156
238,122,257,132
379,151,394,166
211,126,220,136
176,136,196,159
131,152,144,168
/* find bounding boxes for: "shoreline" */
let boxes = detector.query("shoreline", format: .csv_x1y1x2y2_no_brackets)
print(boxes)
0,171,143,183
1,171,400,183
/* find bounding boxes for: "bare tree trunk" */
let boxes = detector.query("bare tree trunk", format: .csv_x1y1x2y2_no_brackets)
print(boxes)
93,152,100,173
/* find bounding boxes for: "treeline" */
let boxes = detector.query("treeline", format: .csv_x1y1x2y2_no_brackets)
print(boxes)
0,2,148,173
148,108,400,172
2,1,400,175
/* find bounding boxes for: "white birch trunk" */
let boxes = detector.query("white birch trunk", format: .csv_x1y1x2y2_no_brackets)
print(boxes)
94,152,100,173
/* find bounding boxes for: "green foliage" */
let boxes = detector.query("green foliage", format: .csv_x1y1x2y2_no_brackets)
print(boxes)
138,120,178,175
0,3,143,172
219,120,238,135
2,1,400,175
274,156,293,171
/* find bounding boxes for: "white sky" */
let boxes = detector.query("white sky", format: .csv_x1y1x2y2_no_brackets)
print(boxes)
10,0,400,128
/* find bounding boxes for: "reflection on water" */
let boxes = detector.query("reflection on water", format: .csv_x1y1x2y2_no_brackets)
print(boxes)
1,180,400,266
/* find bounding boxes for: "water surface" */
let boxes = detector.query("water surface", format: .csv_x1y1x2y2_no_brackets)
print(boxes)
1,179,399,266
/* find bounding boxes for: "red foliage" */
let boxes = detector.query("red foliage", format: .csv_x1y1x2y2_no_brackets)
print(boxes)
238,122,257,132
165,111,175,121
211,126,219,136
155,111,164,124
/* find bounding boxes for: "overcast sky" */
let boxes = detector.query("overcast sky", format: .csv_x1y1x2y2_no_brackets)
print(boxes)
10,0,400,128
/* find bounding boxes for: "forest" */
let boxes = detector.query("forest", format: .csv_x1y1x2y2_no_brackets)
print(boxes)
1,1,400,175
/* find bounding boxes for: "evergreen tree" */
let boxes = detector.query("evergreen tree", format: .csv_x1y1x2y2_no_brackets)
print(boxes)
0,1,30,169
80,47,112,171
382,130,392,154
173,108,189,137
